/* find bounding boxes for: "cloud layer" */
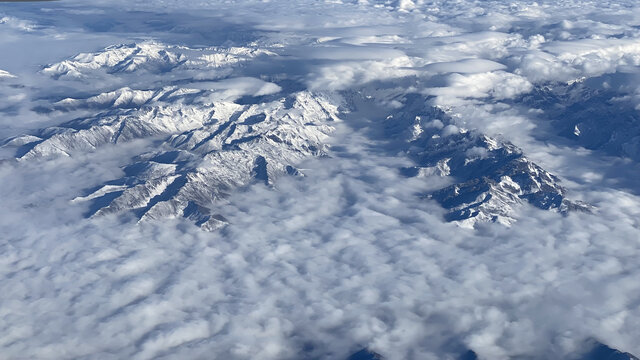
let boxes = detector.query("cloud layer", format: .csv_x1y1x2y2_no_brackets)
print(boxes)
1,0,640,359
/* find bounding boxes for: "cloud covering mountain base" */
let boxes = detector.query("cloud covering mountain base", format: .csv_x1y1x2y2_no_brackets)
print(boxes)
1,0,640,359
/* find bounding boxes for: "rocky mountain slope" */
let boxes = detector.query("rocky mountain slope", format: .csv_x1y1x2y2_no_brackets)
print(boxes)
384,94,591,227
2,41,591,228
520,77,640,162
10,86,338,230
3,42,338,230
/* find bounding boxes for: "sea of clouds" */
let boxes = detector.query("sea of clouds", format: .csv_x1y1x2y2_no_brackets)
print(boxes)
1,0,640,359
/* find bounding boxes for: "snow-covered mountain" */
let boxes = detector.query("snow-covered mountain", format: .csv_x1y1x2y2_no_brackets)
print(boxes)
1,42,340,229
520,79,640,162
350,341,640,360
382,94,591,227
3,1,640,360
41,41,276,79
78,91,337,230
2,41,592,228
7,86,337,230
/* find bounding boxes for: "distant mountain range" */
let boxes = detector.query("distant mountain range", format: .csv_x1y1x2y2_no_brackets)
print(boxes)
3,41,600,228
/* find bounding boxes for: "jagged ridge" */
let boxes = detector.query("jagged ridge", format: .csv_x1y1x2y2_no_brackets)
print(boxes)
41,40,276,79
2,40,340,229
520,79,640,162
82,90,338,230
386,94,591,227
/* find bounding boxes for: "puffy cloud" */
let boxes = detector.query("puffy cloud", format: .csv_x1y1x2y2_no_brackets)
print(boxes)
0,15,36,32
543,38,640,78
424,71,533,105
307,57,416,90
515,51,580,83
1,0,640,359
2,92,640,359
0,69,16,78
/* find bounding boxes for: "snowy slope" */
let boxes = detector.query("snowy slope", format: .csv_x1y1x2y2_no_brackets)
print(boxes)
4,41,591,229
384,94,591,227
0,43,331,229
42,41,276,79
77,91,337,230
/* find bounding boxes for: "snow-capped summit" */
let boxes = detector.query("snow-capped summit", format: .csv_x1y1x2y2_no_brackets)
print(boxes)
42,41,276,79
4,39,337,229
13,87,219,159
386,95,591,227
78,91,337,230
8,82,337,229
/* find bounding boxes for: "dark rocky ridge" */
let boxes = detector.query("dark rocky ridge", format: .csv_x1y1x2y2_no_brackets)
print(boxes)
385,94,591,226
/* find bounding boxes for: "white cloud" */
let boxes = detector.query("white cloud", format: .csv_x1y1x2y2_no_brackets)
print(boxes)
307,57,416,90
2,101,640,359
1,0,640,359
195,77,282,100
0,69,16,78
0,15,36,32
542,38,640,79
421,58,507,74
425,71,533,105
515,51,578,83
